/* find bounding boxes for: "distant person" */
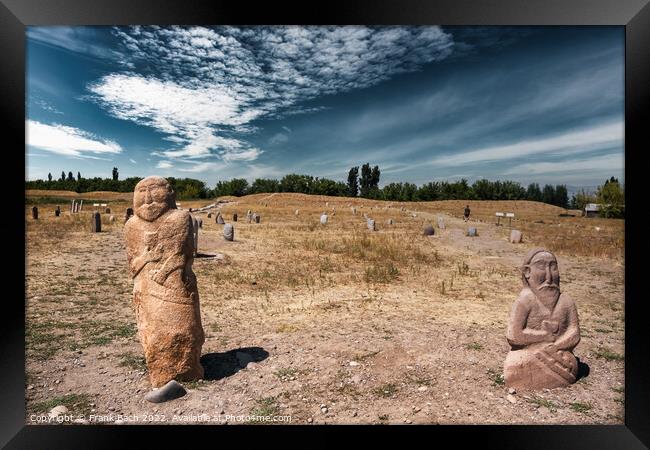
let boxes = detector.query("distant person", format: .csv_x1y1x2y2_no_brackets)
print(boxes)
464,205,471,222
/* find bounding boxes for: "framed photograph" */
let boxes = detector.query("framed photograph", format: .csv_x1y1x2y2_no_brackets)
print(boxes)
3,0,649,447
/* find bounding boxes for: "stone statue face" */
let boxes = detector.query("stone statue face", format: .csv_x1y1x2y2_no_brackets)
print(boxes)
134,176,175,222
524,251,560,304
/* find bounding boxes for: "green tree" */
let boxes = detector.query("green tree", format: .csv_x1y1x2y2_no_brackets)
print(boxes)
597,178,624,218
526,183,543,202
359,163,372,197
112,167,119,181
347,166,359,197
572,189,595,211
213,178,249,197
60,171,66,181
554,185,569,208
542,184,555,205
250,178,280,194
77,171,81,182
47,173,52,182
67,171,74,181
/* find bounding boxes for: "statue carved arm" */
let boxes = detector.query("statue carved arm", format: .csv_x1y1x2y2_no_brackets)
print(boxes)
506,300,554,347
129,244,164,279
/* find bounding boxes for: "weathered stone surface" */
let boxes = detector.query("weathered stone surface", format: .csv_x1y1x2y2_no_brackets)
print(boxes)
320,214,328,225
233,213,238,222
504,248,580,390
437,216,445,229
467,227,478,237
144,380,187,403
510,230,523,243
124,176,205,388
91,212,101,232
32,206,38,220
223,223,234,241
367,219,376,231
423,224,435,236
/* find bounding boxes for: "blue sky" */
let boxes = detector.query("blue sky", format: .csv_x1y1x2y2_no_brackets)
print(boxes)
26,26,624,190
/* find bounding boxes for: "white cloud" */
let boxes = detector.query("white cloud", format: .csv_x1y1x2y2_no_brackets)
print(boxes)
26,120,122,158
129,158,137,164
87,26,455,165
503,153,623,176
156,160,173,169
429,121,623,167
268,133,288,145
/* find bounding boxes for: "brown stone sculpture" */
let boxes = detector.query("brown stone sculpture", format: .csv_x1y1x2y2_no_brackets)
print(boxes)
124,176,205,388
504,248,580,390
32,206,38,220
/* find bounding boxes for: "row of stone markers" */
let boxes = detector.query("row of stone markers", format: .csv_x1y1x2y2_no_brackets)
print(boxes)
122,177,582,404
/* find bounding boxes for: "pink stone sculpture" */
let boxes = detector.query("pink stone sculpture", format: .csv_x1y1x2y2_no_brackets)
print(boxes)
504,248,580,390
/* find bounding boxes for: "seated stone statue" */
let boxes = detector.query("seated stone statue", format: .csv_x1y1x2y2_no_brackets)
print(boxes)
124,176,205,388
504,248,581,389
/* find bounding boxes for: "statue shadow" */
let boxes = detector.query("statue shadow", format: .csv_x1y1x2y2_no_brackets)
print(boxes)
200,347,269,381
195,253,219,259
576,357,590,381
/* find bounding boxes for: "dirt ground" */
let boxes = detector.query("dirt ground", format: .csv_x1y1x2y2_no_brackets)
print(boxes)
25,193,625,425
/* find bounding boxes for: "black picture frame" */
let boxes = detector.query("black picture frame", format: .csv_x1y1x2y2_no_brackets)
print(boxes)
3,0,649,447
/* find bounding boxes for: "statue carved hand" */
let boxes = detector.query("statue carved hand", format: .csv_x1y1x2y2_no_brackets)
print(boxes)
150,268,167,285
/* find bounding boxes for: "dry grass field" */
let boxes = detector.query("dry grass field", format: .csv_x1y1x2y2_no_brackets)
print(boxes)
25,191,624,425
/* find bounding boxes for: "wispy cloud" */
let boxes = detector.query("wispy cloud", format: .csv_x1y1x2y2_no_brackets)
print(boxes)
129,158,137,164
26,120,122,158
156,161,173,169
27,27,125,62
503,152,623,176
429,121,623,167
87,26,455,166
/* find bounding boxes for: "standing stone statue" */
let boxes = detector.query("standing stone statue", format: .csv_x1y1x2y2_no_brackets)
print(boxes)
70,199,75,213
320,213,328,225
255,214,261,224
437,216,445,229
207,213,212,219
504,248,580,390
233,213,238,222
423,224,435,236
223,223,234,241
32,206,38,220
216,213,225,225
386,218,393,225
109,215,116,223
91,212,101,232
294,209,299,216
105,207,111,214
125,207,134,223
191,216,199,257
55,206,61,217
467,227,478,237
124,176,205,388
367,218,376,231
79,200,83,211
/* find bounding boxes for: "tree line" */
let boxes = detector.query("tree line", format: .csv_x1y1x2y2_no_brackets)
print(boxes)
26,168,210,200
25,166,624,217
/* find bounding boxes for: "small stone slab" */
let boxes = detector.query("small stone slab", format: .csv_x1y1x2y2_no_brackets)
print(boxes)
423,224,435,236
509,229,523,243
467,227,478,237
144,380,187,403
